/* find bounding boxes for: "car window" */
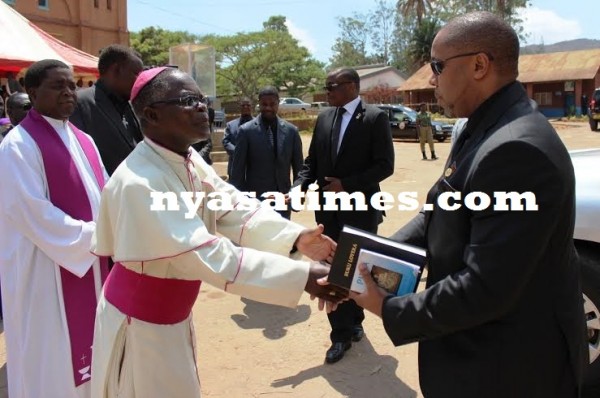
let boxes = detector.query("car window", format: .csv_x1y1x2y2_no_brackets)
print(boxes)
390,110,407,121
594,91,600,102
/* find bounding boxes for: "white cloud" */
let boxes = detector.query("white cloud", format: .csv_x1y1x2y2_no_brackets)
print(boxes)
518,7,583,45
284,19,317,54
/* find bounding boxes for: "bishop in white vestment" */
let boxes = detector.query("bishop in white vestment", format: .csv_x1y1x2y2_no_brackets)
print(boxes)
90,67,341,398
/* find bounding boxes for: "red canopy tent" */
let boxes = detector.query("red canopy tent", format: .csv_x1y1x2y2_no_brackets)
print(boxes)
0,1,98,75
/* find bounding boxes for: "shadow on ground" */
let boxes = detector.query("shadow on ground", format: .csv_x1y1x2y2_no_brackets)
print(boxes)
230,297,311,339
271,336,417,398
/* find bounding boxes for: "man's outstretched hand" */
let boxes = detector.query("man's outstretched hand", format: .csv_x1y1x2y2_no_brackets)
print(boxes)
295,224,336,263
304,262,348,313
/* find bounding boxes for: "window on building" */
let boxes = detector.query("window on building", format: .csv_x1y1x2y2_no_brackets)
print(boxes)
107,0,111,10
94,0,99,8
534,92,552,106
38,0,48,9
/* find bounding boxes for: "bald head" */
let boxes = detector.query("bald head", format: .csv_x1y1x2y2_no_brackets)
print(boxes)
6,93,31,125
437,11,519,79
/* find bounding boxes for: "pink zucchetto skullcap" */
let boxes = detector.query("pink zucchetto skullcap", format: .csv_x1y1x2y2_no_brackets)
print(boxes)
130,66,168,102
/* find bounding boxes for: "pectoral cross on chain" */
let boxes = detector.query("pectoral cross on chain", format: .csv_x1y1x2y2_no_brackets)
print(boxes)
122,115,129,129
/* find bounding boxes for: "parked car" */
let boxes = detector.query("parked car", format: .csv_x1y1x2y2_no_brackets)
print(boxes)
588,88,600,131
311,101,330,112
571,148,600,389
376,104,452,142
278,97,311,113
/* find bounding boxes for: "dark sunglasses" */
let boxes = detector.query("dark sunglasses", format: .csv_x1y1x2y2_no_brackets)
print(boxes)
430,51,494,76
150,95,208,108
22,103,32,111
323,81,353,91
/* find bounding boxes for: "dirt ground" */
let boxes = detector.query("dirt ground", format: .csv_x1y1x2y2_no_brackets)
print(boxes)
0,121,598,398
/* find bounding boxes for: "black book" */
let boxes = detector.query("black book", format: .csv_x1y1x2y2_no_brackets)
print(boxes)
328,225,426,295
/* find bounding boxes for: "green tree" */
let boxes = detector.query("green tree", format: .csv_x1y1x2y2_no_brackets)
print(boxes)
263,15,288,32
203,17,325,100
407,17,441,70
329,13,374,68
370,0,397,65
392,0,531,74
130,27,201,66
397,0,433,25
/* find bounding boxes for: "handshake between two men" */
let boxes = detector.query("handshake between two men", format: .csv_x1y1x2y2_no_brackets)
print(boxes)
294,224,348,312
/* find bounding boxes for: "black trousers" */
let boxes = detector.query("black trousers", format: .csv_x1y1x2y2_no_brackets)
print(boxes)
324,218,377,343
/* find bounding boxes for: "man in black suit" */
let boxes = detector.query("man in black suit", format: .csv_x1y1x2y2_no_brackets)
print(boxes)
351,12,587,398
222,97,253,177
295,69,394,363
230,87,303,220
71,45,144,175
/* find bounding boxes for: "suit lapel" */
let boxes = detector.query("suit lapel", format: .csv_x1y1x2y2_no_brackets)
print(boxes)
276,118,286,158
336,101,364,160
323,108,337,169
94,88,136,148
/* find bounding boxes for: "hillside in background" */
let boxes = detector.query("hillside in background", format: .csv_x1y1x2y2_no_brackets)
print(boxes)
521,39,600,54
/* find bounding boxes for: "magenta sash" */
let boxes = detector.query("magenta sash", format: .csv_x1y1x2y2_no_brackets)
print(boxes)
20,109,109,387
104,262,201,324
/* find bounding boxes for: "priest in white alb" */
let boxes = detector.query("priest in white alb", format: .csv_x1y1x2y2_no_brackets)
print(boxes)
90,67,344,398
0,60,109,398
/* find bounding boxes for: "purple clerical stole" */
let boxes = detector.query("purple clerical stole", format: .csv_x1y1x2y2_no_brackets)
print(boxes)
20,109,109,387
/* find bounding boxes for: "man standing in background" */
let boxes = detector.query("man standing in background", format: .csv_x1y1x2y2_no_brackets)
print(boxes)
230,87,303,220
71,44,144,175
295,68,394,364
222,97,253,177
416,103,437,160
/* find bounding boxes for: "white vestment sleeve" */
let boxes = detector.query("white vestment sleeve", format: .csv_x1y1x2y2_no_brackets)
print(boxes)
0,132,96,277
204,163,305,258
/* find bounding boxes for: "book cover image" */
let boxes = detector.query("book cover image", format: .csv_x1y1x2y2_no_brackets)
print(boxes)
328,225,426,294
351,249,420,296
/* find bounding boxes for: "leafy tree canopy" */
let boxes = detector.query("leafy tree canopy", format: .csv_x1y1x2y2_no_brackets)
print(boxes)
131,17,325,101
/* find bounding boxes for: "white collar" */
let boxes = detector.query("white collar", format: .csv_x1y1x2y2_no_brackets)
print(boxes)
41,115,69,129
144,137,192,163
341,96,361,116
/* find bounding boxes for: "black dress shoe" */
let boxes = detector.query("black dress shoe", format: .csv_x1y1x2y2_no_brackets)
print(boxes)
325,341,351,364
351,326,364,342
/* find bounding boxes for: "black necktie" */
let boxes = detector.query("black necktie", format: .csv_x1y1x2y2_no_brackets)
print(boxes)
331,107,346,162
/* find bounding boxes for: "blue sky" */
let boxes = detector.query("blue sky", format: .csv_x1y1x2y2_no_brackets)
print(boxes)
128,0,599,63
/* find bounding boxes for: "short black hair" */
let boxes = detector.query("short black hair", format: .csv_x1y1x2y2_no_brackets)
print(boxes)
131,68,180,124
441,11,519,78
24,59,70,90
258,86,279,100
330,68,360,91
98,44,142,75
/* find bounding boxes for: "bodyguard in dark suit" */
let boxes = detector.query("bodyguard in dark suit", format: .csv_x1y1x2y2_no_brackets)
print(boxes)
295,68,394,363
222,97,253,177
351,12,587,398
230,87,303,219
71,45,144,175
